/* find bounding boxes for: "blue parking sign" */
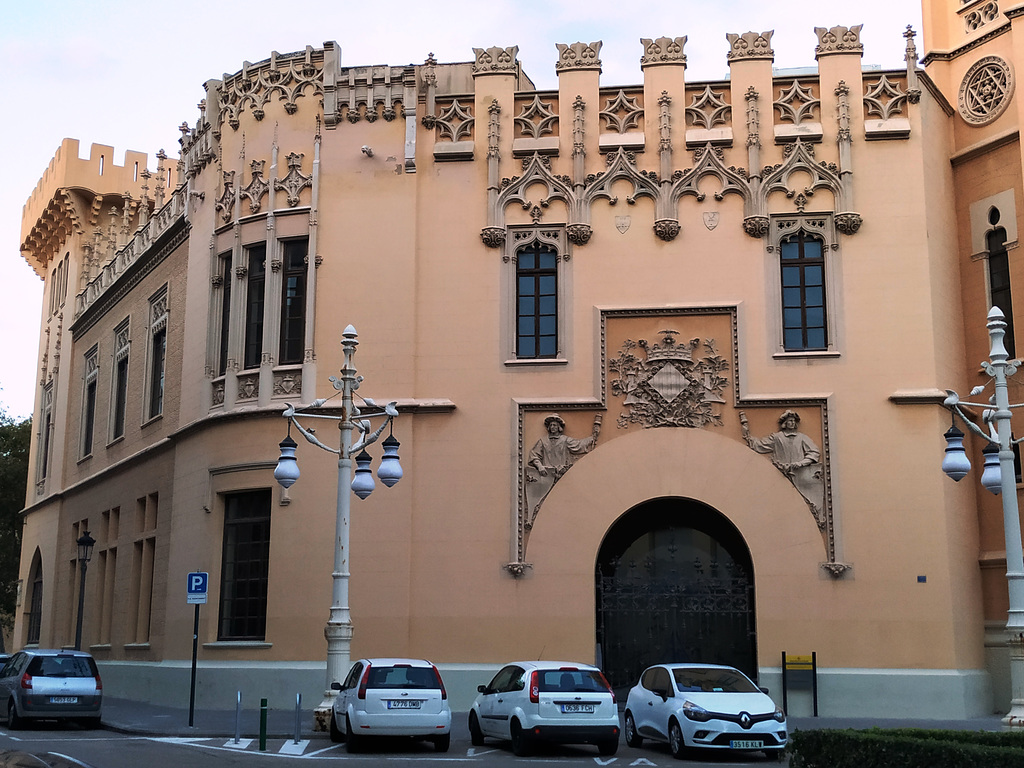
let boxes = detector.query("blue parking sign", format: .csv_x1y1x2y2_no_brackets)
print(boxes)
187,572,209,604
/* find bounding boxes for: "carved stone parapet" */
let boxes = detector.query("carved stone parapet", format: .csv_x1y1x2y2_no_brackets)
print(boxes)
481,227,506,248
566,223,593,244
835,212,862,235
555,41,602,72
472,45,519,75
654,219,680,241
814,25,864,57
726,31,774,61
743,216,769,238
237,373,259,400
211,380,225,406
273,370,302,396
640,36,687,67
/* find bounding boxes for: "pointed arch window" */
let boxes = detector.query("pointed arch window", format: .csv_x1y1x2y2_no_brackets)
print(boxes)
988,226,1015,358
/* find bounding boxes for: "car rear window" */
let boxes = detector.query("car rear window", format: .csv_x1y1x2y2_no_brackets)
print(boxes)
365,665,440,690
536,669,609,693
672,667,758,693
26,655,97,678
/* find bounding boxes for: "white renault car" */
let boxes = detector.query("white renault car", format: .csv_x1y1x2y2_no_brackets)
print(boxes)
329,658,451,752
468,661,619,756
624,663,787,759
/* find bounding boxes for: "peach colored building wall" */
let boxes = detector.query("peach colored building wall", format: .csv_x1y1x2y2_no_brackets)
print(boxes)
12,7,1018,718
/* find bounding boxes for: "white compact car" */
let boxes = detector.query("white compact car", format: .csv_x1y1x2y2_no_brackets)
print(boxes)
468,661,619,756
624,663,787,759
329,658,451,752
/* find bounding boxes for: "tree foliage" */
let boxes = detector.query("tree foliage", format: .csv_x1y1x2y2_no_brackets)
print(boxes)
0,407,31,650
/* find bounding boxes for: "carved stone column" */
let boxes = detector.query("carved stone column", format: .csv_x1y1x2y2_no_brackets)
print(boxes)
727,31,775,237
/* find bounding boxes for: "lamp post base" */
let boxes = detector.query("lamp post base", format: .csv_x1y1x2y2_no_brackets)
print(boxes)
313,697,335,732
1002,631,1024,728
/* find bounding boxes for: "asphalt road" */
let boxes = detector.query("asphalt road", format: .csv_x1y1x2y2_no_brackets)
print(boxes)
0,719,787,767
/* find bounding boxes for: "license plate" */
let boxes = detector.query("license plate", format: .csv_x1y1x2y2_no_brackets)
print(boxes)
731,739,763,750
49,696,78,704
386,699,421,709
560,703,596,714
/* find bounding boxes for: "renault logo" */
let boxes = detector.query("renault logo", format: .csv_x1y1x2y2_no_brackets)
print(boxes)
740,712,752,729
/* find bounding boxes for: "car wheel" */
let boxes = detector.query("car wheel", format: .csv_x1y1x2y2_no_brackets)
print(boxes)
598,737,619,756
7,700,23,730
766,747,786,762
329,711,345,743
669,719,686,760
80,716,102,729
510,718,533,756
624,710,643,748
468,711,485,746
433,733,451,752
345,716,362,753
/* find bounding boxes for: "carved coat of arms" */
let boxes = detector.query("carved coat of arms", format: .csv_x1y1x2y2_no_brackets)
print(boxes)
609,330,729,428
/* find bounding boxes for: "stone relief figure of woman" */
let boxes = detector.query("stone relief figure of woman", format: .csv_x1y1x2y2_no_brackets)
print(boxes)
524,413,602,529
740,409,825,528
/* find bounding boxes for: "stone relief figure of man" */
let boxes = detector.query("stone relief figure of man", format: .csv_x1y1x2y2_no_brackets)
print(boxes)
740,409,825,528
525,413,602,529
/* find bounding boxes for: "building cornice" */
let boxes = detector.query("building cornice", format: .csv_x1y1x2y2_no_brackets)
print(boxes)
921,22,1010,66
70,217,189,338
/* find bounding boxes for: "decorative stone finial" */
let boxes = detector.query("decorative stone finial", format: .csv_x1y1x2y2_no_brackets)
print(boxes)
472,45,519,76
726,31,774,62
814,25,864,57
555,41,602,72
640,36,687,68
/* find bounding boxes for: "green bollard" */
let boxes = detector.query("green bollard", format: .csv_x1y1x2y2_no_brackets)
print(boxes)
259,697,268,751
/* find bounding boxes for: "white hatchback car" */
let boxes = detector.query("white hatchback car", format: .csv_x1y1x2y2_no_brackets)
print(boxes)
624,663,787,760
468,661,619,756
329,658,451,752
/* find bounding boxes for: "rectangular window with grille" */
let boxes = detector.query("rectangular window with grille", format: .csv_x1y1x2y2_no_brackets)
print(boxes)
218,489,271,641
243,244,267,370
516,243,559,358
780,232,827,351
218,253,232,376
111,321,130,440
82,347,98,457
279,239,308,365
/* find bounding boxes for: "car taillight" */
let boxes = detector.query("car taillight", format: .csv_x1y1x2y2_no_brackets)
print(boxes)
357,664,371,700
95,673,103,691
598,671,616,704
529,670,540,704
432,665,447,700
19,673,32,690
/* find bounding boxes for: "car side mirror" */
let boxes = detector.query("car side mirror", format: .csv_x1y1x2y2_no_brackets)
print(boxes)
477,684,489,694
655,687,670,700
331,681,342,691
759,687,770,695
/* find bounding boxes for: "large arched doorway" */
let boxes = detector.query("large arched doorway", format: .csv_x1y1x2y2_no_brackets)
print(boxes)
595,497,756,694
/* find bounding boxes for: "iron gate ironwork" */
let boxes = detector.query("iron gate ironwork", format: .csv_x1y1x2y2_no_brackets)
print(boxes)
595,506,756,695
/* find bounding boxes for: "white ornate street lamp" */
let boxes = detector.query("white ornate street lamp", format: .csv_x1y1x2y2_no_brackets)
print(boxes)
941,306,1024,727
274,324,402,730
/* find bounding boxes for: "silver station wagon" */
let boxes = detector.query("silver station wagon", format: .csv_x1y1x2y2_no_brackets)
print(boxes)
1,649,103,728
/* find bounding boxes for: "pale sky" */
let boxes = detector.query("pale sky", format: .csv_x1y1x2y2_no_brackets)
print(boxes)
0,0,923,420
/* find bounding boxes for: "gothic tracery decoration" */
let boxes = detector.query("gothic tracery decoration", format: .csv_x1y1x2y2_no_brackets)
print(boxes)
274,153,311,208
609,330,730,429
240,160,269,214
958,55,1015,125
